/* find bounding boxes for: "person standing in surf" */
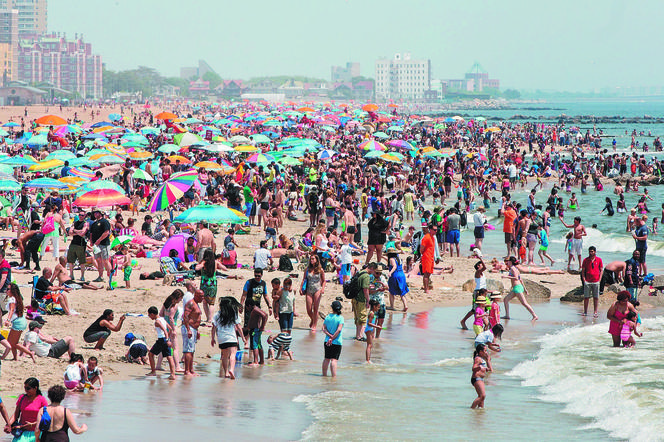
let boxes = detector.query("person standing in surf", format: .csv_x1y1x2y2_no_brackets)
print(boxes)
471,343,490,409
501,257,538,320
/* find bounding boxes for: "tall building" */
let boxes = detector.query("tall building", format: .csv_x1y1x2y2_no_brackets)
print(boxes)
0,8,18,82
375,53,431,101
0,0,46,38
17,34,103,99
331,62,360,82
180,60,217,80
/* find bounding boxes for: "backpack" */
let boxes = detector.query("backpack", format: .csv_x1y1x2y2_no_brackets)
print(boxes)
39,406,52,431
460,211,467,227
278,255,293,272
343,270,365,299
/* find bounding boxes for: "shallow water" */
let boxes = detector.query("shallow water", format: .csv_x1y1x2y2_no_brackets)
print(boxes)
15,301,661,441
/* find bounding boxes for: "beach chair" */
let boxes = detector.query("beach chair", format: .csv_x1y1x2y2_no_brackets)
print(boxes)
30,275,64,315
159,257,195,286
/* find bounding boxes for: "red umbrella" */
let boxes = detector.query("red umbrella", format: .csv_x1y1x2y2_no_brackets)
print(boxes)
73,189,130,207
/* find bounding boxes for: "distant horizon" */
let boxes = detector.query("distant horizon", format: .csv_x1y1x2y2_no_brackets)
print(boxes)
47,0,664,93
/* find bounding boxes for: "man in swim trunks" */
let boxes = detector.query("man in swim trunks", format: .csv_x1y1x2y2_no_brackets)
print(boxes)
581,246,603,317
559,215,586,270
600,260,626,295
632,215,649,276
181,289,203,376
52,257,99,290
195,220,215,261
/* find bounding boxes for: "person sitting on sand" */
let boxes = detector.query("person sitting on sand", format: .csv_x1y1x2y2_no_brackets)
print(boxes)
23,320,76,359
34,267,77,315
51,257,99,290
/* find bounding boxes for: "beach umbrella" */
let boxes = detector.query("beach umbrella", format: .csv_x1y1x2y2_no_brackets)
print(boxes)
234,145,259,153
23,178,69,189
78,180,125,195
167,155,191,164
111,235,134,249
250,134,271,144
373,131,388,139
362,104,378,112
246,153,275,164
59,176,87,186
278,156,301,166
201,143,234,153
0,178,21,191
0,129,9,137
364,150,385,159
174,132,202,147
108,113,122,122
35,115,67,126
387,126,403,132
158,144,180,154
229,135,251,144
96,155,125,164
194,161,223,170
45,150,76,161
28,159,64,172
317,149,337,160
387,140,411,149
155,111,178,120
67,167,96,179
359,139,386,151
475,117,486,122
133,169,154,181
26,134,49,146
2,122,19,128
0,156,37,166
68,157,99,168
486,127,501,132
148,181,189,212
73,189,130,207
380,153,402,163
173,203,247,224
140,127,161,135
128,151,154,161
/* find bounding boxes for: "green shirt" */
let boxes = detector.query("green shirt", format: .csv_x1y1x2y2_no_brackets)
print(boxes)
357,272,371,303
243,186,254,204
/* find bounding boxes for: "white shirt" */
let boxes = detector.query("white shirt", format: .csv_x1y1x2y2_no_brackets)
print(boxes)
339,244,352,265
24,331,51,357
254,248,272,270
155,317,168,339
473,213,486,227
213,311,241,344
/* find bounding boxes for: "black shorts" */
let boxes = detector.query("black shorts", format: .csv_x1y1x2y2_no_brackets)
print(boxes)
474,226,485,239
376,305,386,320
150,338,171,358
324,343,342,360
636,248,647,263
129,343,148,359
218,342,238,350
346,225,356,234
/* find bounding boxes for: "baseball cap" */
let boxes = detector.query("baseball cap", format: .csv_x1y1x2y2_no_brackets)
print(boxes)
124,332,135,346
29,321,43,330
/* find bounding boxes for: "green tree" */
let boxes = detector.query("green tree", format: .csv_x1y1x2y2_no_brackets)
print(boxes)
503,89,521,99
202,71,222,89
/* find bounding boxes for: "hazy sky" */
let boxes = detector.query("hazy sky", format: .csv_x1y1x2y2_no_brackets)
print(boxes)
49,0,663,91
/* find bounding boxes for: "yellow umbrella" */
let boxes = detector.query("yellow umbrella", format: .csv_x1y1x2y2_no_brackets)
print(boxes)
380,153,402,163
486,127,501,132
59,176,87,185
104,144,127,155
28,159,64,171
195,161,222,170
218,166,237,175
128,151,154,160
419,146,436,153
92,125,115,133
234,145,259,152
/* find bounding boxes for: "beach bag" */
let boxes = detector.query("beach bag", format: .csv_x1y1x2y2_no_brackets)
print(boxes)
343,270,365,300
278,255,293,272
460,212,467,227
42,216,55,234
10,396,25,437
39,406,52,431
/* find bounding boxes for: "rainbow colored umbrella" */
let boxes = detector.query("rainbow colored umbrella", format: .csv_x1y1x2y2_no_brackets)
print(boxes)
69,167,95,179
359,139,386,151
148,180,191,212
246,153,275,164
73,189,131,207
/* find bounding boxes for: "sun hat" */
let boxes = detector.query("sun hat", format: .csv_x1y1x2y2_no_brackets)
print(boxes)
475,296,487,303
490,292,502,300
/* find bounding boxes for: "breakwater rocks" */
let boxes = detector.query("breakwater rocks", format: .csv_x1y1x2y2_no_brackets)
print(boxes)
510,114,664,124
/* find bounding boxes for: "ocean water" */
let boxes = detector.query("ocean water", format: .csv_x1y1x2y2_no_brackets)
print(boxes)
21,302,664,441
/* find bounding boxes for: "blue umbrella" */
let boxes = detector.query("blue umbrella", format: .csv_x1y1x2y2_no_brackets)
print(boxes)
24,178,70,189
108,113,122,122
2,122,19,128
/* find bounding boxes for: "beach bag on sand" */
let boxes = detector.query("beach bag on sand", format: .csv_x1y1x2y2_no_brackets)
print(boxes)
343,270,365,300
278,255,293,272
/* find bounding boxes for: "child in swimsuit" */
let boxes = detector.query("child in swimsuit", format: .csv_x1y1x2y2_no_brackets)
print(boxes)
472,295,489,336
471,344,490,409
364,300,382,363
620,311,642,348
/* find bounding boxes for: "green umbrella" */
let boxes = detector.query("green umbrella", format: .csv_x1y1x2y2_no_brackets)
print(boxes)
77,180,125,196
111,235,134,249
278,156,301,166
46,150,76,161
173,203,247,225
250,134,271,144
133,169,154,181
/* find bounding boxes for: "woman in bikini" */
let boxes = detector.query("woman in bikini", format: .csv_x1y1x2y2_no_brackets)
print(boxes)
501,256,538,320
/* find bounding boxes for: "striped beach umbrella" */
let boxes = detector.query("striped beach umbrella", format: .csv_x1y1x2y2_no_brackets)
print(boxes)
73,189,131,207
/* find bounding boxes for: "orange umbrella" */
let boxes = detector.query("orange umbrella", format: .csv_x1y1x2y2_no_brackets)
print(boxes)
297,107,314,112
73,189,130,207
35,115,67,126
155,111,178,120
362,104,378,112
167,155,191,164
388,104,399,108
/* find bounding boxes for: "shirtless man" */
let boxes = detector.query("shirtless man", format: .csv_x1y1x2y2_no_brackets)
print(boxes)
559,215,587,270
51,257,99,290
600,260,626,295
181,289,204,376
341,205,359,248
274,186,286,228
194,221,215,261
